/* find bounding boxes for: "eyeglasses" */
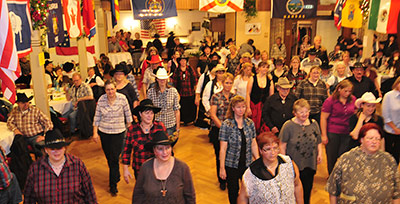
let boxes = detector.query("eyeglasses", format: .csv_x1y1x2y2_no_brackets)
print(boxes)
364,137,381,141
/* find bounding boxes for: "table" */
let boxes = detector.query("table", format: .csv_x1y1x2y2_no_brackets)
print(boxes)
108,52,133,66
17,89,72,115
0,122,14,154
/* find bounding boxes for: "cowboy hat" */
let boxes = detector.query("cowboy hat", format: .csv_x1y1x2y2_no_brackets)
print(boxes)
153,66,172,79
132,99,161,116
110,63,129,76
355,92,382,108
63,62,74,72
211,64,227,75
147,55,162,64
320,63,333,70
16,93,33,103
144,130,175,151
177,54,190,63
350,62,367,71
44,129,70,149
275,77,294,89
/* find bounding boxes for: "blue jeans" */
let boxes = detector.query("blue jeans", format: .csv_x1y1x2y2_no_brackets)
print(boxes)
0,173,22,204
166,125,176,137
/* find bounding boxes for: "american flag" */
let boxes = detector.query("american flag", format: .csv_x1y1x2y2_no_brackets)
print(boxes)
140,19,165,39
0,0,20,103
334,0,346,30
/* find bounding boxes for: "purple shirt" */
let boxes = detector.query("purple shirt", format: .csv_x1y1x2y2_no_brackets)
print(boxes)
322,95,356,134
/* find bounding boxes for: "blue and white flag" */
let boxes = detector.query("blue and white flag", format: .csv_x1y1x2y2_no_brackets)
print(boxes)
132,0,177,20
47,0,64,48
7,0,32,57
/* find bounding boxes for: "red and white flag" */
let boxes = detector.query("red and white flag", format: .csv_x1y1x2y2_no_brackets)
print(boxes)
63,0,82,38
140,19,165,39
199,0,243,13
0,0,20,103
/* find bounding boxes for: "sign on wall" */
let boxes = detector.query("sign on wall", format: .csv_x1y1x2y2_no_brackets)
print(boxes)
272,0,317,19
245,23,261,35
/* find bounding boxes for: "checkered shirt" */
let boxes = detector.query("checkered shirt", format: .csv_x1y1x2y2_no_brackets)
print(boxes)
93,93,133,134
0,149,12,190
68,83,93,104
7,105,53,137
210,92,236,127
147,87,181,128
23,154,97,203
127,74,140,99
219,118,256,168
285,70,307,91
122,121,166,174
295,79,328,115
172,68,198,97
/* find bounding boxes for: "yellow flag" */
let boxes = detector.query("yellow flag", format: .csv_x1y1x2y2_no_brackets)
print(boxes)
341,0,362,28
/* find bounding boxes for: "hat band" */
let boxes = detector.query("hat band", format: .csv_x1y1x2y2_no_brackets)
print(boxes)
155,139,171,144
46,139,66,145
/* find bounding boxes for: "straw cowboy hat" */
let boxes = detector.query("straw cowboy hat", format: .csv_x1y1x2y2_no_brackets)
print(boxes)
275,77,294,89
210,64,227,75
152,67,172,79
355,92,382,108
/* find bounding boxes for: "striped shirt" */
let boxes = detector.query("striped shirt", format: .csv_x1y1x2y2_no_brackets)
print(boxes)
7,105,53,137
147,87,180,128
23,154,97,204
93,93,133,134
0,149,12,190
126,74,140,99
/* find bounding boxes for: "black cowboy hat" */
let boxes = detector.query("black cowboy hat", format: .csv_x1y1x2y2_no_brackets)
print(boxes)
320,63,333,70
144,130,175,151
44,60,53,68
44,129,70,149
132,99,161,117
350,62,367,70
16,93,33,103
177,54,190,63
63,62,74,72
110,63,129,76
210,52,221,60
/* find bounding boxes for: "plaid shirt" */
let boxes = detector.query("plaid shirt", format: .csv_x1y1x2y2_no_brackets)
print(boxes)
173,68,198,97
93,93,133,134
210,92,236,127
68,83,93,104
285,69,307,91
24,154,97,204
0,149,12,190
295,79,328,115
122,121,166,174
219,118,256,168
7,105,53,137
126,74,140,99
147,87,180,128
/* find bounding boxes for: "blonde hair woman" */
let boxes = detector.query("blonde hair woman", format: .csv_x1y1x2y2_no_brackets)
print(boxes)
233,62,253,98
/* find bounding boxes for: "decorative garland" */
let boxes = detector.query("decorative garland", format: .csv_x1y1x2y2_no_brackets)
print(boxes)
30,0,49,30
244,0,257,21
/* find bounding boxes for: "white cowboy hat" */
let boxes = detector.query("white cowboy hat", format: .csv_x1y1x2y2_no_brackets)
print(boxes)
153,67,172,79
355,92,382,108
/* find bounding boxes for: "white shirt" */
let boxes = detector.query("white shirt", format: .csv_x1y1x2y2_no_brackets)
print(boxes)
85,75,104,87
195,71,215,94
202,81,223,112
233,76,249,98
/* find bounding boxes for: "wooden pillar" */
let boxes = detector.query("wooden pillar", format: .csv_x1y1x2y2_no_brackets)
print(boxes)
94,0,108,55
30,30,50,118
363,25,374,59
77,38,88,79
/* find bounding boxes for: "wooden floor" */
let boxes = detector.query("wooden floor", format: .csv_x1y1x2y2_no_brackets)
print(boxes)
68,124,331,204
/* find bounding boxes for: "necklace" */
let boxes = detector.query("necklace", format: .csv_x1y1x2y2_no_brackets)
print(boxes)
140,123,153,133
160,180,167,197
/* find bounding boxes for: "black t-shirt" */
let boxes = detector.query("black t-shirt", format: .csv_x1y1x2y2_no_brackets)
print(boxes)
132,40,143,53
346,38,362,58
348,113,384,148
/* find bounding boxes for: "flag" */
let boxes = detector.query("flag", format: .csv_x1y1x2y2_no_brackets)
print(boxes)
110,0,119,27
56,31,95,55
272,0,317,19
341,0,362,28
199,0,243,13
368,0,400,34
6,0,31,57
46,0,64,48
62,0,82,38
132,0,177,20
140,19,165,39
0,0,20,103
82,0,96,39
334,0,346,30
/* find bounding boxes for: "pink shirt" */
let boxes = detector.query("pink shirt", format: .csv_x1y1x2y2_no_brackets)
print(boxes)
322,95,356,134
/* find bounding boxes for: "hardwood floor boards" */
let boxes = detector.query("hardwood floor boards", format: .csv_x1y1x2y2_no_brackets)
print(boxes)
68,124,333,204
